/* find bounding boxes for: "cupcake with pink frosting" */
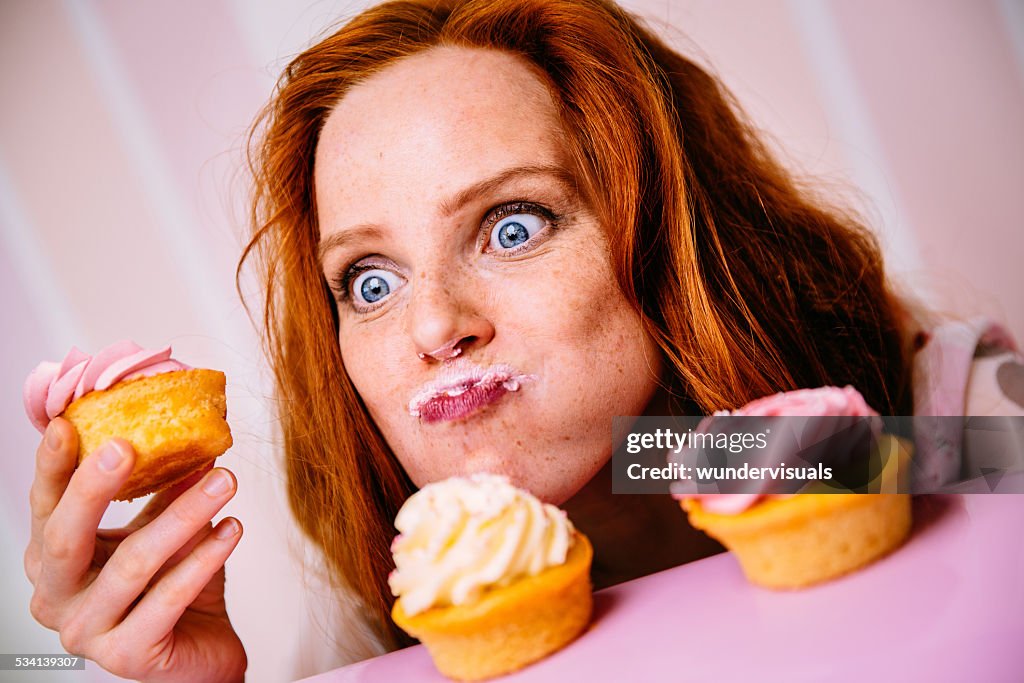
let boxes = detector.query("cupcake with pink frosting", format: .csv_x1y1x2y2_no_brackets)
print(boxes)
674,386,912,589
24,341,232,500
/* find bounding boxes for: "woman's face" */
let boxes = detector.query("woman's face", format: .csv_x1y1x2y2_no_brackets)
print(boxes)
315,46,662,504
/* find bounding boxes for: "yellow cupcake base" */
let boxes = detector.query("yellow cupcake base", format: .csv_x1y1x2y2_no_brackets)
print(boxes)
392,532,593,681
682,432,914,589
62,369,232,501
683,492,911,588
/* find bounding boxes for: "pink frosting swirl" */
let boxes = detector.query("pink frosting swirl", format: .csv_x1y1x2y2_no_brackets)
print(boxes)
674,386,879,514
23,340,190,433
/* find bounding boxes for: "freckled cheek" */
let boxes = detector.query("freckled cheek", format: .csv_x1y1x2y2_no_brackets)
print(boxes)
537,261,652,413
530,261,629,347
340,334,425,474
338,323,408,418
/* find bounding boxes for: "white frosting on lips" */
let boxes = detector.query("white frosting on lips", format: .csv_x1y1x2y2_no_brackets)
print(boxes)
407,359,534,418
388,473,575,616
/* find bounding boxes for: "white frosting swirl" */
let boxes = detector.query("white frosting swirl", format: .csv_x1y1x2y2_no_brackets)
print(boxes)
388,473,575,616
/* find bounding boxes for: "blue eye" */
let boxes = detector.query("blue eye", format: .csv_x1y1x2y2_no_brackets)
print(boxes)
488,213,546,252
352,269,402,306
361,275,388,302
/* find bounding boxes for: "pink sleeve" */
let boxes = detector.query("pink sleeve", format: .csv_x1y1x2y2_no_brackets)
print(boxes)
912,317,1021,489
964,349,1024,417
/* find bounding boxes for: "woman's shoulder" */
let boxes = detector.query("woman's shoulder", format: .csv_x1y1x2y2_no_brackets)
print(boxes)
965,346,1024,418
907,316,1023,491
913,316,1023,417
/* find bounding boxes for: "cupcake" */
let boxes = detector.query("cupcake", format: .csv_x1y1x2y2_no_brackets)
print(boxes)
674,386,912,589
23,340,232,500
389,473,592,681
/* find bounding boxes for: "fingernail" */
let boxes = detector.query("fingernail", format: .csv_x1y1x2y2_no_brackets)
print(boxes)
214,519,239,539
98,442,125,472
202,470,232,497
45,423,62,451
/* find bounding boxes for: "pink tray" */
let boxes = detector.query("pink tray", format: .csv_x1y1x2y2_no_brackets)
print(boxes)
299,493,1024,682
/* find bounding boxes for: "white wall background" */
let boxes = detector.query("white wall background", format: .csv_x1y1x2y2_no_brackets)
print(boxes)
2,1,1022,681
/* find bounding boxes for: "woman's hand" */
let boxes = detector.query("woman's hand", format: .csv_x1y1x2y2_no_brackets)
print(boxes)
24,417,247,682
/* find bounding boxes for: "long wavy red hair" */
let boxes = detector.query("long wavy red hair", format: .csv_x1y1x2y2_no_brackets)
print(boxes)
238,0,914,650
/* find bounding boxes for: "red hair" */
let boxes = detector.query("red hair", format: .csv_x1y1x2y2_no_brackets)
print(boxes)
238,0,913,648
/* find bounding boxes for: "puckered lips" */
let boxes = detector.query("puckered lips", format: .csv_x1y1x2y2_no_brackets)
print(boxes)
408,359,534,424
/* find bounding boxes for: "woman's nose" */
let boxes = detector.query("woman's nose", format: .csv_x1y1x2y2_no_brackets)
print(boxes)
407,276,494,362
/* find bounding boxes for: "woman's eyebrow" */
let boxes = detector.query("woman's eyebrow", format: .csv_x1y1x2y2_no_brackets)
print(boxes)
317,164,577,260
318,224,383,261
438,163,578,218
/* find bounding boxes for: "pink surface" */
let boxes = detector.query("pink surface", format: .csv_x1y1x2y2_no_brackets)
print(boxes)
299,494,1024,682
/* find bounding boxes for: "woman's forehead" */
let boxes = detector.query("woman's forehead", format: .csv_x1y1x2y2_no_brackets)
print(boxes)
328,45,556,122
315,47,565,174
313,46,568,199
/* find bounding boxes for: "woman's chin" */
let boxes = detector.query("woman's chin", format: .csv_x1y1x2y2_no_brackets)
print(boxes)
408,449,566,501
452,447,526,482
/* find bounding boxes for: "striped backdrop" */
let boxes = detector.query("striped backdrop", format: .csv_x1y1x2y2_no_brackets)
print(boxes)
2,1,1022,681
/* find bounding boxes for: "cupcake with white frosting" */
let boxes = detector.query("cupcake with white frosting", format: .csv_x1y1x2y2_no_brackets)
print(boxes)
389,473,592,681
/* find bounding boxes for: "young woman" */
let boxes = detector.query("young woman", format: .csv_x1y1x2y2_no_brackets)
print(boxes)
23,0,1021,680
